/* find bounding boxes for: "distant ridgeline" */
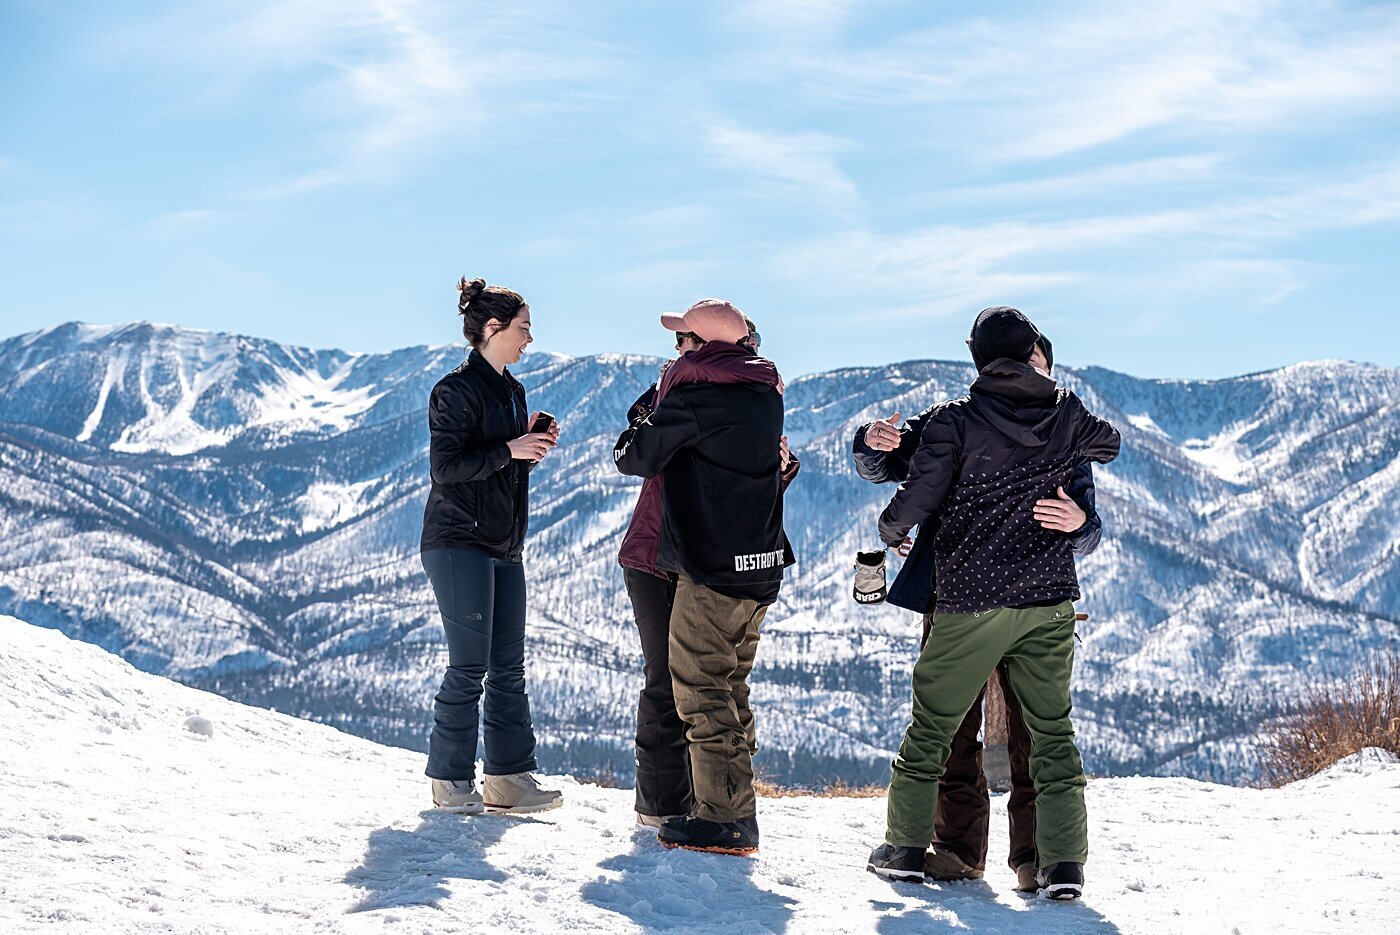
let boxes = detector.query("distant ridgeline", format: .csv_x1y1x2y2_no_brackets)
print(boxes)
1,321,1397,785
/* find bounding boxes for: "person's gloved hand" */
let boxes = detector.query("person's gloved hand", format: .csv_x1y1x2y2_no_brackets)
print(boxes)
853,549,888,605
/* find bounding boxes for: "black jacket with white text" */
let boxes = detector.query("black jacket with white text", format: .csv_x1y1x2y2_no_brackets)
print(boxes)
613,372,794,605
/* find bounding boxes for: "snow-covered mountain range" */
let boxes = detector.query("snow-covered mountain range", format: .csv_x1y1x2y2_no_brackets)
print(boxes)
5,615,1398,934
1,321,1397,784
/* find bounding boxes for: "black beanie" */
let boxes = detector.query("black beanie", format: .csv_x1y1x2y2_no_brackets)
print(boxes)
966,306,1041,372
1036,334,1054,371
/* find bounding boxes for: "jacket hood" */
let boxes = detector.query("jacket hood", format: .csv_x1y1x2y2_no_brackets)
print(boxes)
969,357,1062,447
658,341,781,401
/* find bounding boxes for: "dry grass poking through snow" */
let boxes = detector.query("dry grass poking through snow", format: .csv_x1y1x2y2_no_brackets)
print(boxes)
578,772,887,798
1258,652,1400,786
753,777,886,798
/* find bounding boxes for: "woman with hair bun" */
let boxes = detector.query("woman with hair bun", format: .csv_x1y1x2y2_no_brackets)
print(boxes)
420,277,563,815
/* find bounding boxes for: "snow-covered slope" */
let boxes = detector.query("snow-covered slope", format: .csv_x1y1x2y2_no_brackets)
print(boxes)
1,322,1398,786
2,616,1397,935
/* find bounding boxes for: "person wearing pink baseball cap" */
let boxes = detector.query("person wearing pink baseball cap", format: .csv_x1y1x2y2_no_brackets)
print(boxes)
614,298,796,856
617,301,798,838
658,299,753,345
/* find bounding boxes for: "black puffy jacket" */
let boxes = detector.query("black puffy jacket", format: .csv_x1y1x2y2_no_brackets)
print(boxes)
420,350,531,560
853,409,1102,613
877,359,1120,613
613,361,794,605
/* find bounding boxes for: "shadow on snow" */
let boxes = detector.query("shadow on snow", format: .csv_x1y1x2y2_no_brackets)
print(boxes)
581,830,797,933
344,809,543,912
871,877,1123,934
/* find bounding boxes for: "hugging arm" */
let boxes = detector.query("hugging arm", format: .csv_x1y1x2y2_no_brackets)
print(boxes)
1071,393,1121,465
877,413,961,547
614,389,702,479
1063,462,1102,556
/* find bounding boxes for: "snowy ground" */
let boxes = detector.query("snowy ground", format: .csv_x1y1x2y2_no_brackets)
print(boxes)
2,617,1397,935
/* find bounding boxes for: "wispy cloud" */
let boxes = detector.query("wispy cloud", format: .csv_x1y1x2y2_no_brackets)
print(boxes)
0,199,106,237
1186,257,1318,307
105,1,607,204
722,0,867,41
601,258,724,290
903,154,1230,211
729,1,1400,160
777,158,1400,318
146,208,224,235
706,121,860,211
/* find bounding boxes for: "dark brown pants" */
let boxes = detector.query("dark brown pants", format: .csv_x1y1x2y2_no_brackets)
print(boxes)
922,613,1037,871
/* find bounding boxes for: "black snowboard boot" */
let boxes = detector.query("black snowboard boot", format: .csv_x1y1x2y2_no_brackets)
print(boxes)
658,815,759,856
1036,862,1084,900
867,844,925,882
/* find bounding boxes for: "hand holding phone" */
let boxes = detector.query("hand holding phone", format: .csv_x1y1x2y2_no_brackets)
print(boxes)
528,411,556,435
508,411,559,462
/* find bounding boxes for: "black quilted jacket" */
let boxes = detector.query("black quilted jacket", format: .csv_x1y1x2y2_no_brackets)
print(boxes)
877,359,1120,613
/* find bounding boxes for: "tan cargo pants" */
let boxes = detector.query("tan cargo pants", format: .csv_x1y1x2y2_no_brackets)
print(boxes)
667,574,768,823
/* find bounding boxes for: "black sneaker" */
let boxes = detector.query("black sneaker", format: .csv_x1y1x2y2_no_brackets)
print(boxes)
867,844,926,882
657,816,759,856
1035,862,1084,900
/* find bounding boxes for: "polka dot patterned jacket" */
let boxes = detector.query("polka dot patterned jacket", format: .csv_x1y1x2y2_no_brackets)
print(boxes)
877,358,1121,614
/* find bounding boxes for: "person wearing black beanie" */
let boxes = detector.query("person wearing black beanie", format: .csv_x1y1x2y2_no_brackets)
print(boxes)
965,306,1041,372
865,304,1121,899
852,320,1101,893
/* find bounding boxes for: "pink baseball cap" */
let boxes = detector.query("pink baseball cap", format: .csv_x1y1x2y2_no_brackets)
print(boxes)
660,299,750,344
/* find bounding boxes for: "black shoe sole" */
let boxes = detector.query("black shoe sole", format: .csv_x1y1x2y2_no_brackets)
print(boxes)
867,864,925,883
1041,884,1082,901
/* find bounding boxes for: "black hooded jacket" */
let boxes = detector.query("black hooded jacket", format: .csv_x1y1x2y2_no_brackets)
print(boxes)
420,349,532,560
853,418,1102,614
878,359,1120,613
613,346,794,605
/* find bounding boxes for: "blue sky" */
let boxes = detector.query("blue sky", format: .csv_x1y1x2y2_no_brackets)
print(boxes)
3,0,1399,378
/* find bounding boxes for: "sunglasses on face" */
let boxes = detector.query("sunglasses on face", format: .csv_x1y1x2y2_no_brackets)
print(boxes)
675,331,703,349
743,330,761,350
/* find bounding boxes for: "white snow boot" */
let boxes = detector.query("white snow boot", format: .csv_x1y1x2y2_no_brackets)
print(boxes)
481,772,563,814
431,779,484,814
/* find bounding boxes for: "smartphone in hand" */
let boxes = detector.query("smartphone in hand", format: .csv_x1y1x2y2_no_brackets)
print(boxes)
529,411,556,435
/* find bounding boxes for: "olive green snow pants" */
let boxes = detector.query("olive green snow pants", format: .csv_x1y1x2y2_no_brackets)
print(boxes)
885,601,1088,866
667,575,767,823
